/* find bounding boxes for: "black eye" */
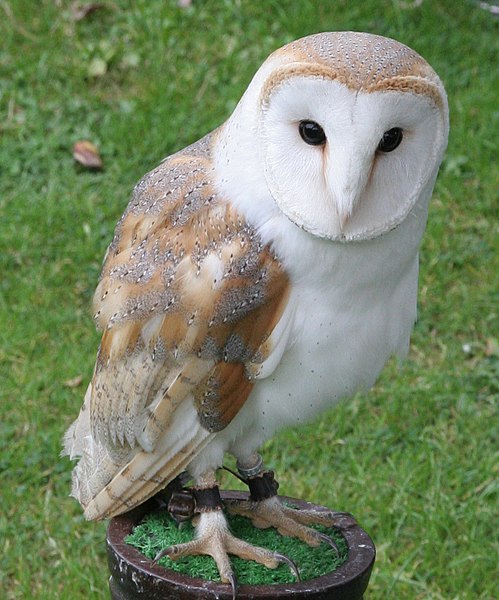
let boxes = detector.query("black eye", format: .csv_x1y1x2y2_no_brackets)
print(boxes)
299,120,326,146
377,127,403,153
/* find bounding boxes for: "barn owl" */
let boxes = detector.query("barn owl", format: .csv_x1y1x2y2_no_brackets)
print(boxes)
64,31,448,592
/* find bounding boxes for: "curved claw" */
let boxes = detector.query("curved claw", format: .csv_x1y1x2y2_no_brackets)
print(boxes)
227,571,237,600
152,546,171,565
316,531,339,556
274,552,301,581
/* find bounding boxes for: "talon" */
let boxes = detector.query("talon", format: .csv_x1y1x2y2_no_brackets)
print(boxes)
274,552,300,581
316,531,339,556
153,546,171,564
228,571,238,600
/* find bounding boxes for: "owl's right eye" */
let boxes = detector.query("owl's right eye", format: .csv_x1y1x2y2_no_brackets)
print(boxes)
299,120,326,146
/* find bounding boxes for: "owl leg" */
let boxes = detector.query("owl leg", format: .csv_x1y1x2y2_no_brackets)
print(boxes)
225,453,340,553
154,469,298,598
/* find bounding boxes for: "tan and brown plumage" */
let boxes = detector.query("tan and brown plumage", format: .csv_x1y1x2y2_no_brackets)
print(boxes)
64,133,289,520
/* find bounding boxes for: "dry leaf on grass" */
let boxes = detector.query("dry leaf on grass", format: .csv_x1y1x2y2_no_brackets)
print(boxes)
73,140,103,170
72,2,108,21
64,375,84,388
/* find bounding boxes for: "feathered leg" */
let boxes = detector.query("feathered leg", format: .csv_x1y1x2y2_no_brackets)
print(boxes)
225,454,339,553
154,469,298,599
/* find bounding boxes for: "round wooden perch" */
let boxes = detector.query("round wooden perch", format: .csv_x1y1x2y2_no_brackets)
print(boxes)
107,491,375,599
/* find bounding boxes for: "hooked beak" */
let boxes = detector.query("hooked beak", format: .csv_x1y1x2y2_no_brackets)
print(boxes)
324,143,373,231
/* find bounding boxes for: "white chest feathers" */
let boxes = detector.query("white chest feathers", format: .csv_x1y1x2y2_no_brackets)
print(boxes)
210,211,425,463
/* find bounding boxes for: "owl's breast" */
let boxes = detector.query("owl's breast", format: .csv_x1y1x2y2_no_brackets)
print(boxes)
235,223,422,445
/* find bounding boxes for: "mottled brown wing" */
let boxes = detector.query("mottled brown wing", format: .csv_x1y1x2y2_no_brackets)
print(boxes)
65,135,290,520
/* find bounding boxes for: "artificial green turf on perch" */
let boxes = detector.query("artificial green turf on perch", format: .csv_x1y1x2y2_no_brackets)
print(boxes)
126,510,347,585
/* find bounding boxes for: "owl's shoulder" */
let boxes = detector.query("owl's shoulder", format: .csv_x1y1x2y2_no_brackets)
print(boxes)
93,130,287,335
108,130,217,252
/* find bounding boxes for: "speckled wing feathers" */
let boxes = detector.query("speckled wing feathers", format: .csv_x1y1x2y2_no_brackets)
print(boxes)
64,133,289,519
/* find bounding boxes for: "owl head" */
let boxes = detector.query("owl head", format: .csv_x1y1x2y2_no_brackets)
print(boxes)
218,32,449,242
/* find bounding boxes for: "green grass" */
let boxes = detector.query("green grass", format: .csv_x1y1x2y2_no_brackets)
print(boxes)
126,509,347,584
1,1,497,598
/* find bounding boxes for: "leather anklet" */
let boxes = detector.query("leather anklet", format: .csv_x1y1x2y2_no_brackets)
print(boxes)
167,485,222,522
247,470,279,501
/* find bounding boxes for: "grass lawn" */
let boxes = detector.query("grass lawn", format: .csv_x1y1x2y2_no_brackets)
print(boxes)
1,1,497,598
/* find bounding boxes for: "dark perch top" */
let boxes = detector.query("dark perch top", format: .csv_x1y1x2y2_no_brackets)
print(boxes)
107,491,375,600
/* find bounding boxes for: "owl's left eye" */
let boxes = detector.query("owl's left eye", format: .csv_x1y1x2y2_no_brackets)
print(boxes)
377,127,403,153
299,120,326,146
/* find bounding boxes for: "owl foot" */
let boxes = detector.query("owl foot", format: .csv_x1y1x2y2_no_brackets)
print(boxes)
225,456,339,553
156,482,299,599
225,494,340,553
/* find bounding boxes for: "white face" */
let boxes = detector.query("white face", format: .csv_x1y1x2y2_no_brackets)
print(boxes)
259,77,448,241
